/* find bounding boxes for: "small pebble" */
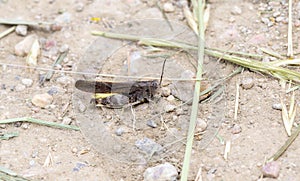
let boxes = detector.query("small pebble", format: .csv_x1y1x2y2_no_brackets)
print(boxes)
75,2,84,12
113,144,122,153
78,101,86,112
164,104,176,113
144,162,178,181
115,127,124,136
59,44,69,53
21,123,29,129
29,160,35,166
172,115,178,121
62,117,72,125
262,161,280,178
166,95,175,102
31,151,38,158
196,118,207,132
161,87,171,97
56,76,74,86
15,84,26,92
175,108,185,116
261,17,270,25
268,1,281,7
229,17,236,23
47,87,59,95
272,103,282,110
71,147,78,153
163,2,175,13
135,137,163,155
146,120,157,128
262,57,271,62
14,34,38,56
241,77,254,89
50,23,63,31
21,78,33,87
15,25,28,36
272,11,281,17
46,104,56,110
31,93,53,108
231,124,242,134
231,6,242,15
275,16,285,23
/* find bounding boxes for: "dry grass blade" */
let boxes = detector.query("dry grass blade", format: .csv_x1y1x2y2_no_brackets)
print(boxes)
281,98,291,136
234,82,239,121
92,30,300,84
26,39,40,67
287,0,293,57
43,152,54,167
268,123,300,162
183,4,198,35
0,26,15,39
259,47,285,59
224,140,231,160
0,166,29,181
203,4,210,31
182,0,209,34
281,92,297,136
181,0,205,180
0,18,52,26
0,132,19,140
269,58,300,67
195,167,203,181
0,117,80,131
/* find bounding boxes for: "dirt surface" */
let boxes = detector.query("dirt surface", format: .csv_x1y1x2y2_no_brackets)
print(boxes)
1,0,300,180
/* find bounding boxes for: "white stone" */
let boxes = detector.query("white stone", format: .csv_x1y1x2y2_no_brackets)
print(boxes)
32,93,53,108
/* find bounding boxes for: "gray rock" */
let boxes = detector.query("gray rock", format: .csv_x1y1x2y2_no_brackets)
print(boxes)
146,120,157,128
241,77,254,89
31,93,53,108
161,87,171,97
231,6,242,15
115,127,124,136
21,78,33,87
272,103,282,110
164,104,176,113
262,161,280,178
171,70,195,102
175,108,185,116
261,17,270,25
59,44,69,53
144,162,178,181
166,95,175,102
62,117,72,125
163,2,175,13
135,137,163,155
275,16,285,23
75,2,84,12
21,123,29,129
15,25,28,36
56,76,74,86
15,84,26,92
14,34,38,56
196,118,207,132
231,124,242,134
78,101,86,112
272,11,281,17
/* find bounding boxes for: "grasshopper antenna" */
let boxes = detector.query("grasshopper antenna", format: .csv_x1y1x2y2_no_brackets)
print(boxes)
159,58,167,86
